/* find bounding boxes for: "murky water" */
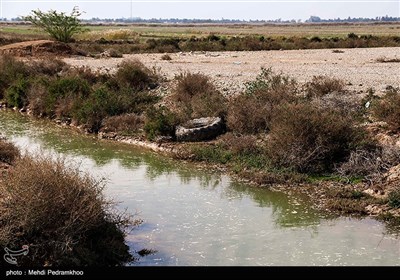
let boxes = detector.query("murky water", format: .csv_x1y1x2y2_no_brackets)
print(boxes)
0,111,399,266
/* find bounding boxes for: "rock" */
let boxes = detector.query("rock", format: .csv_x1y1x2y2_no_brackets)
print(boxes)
176,117,224,142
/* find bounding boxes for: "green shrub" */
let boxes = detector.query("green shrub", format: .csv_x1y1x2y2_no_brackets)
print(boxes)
371,87,400,132
74,87,119,132
0,154,133,266
0,55,30,99
24,7,84,43
0,140,20,164
144,106,177,140
267,103,365,173
5,77,30,108
46,77,91,118
190,144,232,164
388,188,400,208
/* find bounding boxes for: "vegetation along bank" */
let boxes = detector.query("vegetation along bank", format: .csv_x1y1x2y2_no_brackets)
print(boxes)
0,52,400,231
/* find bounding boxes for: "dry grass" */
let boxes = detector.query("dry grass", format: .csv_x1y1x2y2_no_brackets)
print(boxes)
0,153,134,266
371,87,400,132
376,56,400,63
77,29,138,41
101,113,144,134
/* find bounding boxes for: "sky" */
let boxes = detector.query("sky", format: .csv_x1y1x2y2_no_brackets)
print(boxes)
0,1,399,21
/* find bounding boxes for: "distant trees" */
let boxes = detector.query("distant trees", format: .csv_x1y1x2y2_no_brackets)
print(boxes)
24,7,84,43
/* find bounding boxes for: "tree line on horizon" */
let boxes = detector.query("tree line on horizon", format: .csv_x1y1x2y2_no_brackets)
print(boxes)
2,15,400,24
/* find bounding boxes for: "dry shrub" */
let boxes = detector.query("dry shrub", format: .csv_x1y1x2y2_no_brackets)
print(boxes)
371,87,400,132
0,154,133,266
218,133,259,155
114,59,159,91
161,54,172,61
27,58,68,76
108,48,123,58
311,91,363,118
304,75,345,98
376,57,400,63
0,140,19,164
173,72,227,121
55,96,76,120
337,145,400,182
27,78,49,117
228,69,297,134
102,113,144,134
63,66,107,85
267,103,364,173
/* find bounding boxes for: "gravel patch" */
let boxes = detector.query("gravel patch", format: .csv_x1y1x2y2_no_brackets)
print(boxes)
64,47,400,96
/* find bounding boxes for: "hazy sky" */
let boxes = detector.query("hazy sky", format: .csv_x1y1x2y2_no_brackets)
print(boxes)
1,1,399,21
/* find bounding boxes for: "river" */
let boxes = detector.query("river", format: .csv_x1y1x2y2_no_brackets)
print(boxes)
0,111,399,266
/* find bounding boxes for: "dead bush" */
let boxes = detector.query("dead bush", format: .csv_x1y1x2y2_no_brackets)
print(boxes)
101,113,144,134
267,103,365,173
0,140,19,164
173,72,227,121
311,91,363,118
0,154,133,266
371,87,400,132
337,145,400,183
304,75,345,98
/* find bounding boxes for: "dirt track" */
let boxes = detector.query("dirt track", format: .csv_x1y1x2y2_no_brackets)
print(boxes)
64,47,400,95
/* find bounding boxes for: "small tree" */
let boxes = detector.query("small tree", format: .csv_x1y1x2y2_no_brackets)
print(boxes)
24,7,84,43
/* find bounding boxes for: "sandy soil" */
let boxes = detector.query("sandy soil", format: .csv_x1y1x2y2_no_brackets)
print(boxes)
64,47,400,95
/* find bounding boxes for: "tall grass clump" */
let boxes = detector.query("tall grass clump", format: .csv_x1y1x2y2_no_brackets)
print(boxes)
0,154,133,266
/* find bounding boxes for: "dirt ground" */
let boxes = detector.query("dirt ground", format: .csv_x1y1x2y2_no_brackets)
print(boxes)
64,47,400,95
